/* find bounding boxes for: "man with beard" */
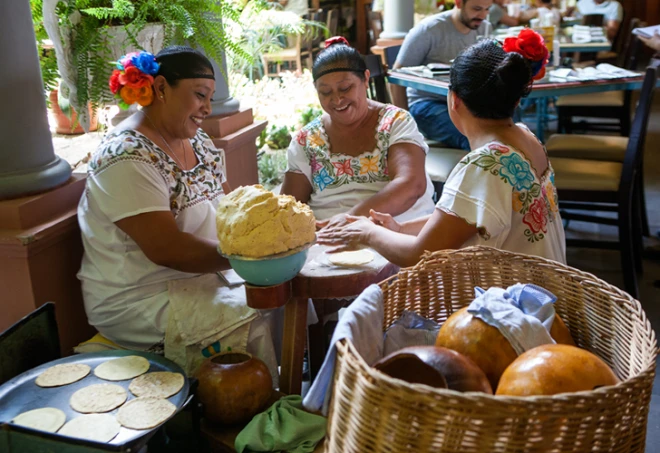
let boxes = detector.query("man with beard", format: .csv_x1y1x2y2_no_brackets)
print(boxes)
392,0,493,150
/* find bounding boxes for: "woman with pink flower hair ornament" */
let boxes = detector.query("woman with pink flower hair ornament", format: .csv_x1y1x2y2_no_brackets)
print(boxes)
77,47,278,378
317,31,567,267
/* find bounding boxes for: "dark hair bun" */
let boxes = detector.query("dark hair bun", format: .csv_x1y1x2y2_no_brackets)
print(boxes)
449,40,532,120
494,52,533,99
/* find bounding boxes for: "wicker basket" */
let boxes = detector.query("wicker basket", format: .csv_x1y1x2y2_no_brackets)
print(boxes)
325,246,657,453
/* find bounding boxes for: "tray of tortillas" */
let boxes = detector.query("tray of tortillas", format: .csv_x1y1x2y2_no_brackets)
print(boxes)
0,350,190,450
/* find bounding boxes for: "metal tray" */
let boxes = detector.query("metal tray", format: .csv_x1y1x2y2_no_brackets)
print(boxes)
0,350,191,450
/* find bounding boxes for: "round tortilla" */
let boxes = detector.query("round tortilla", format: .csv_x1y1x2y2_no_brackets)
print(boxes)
328,249,375,267
70,384,127,413
129,372,184,398
116,397,176,430
94,355,150,381
12,407,66,433
35,363,90,388
58,414,120,443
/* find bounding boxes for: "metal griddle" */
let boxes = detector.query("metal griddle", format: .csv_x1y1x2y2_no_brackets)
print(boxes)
0,350,191,452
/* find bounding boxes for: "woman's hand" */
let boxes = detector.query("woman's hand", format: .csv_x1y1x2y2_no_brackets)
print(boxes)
368,209,401,232
316,216,376,252
316,213,350,231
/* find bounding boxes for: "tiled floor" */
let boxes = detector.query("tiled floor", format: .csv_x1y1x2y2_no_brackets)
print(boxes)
555,97,660,452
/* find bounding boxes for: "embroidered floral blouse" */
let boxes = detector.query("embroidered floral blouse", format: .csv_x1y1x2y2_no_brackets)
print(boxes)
437,140,566,264
77,128,227,349
286,104,435,221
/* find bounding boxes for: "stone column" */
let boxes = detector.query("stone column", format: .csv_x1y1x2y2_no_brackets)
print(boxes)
380,0,415,40
209,53,240,116
0,0,71,200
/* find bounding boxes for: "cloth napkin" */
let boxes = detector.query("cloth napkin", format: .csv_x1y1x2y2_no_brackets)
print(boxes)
302,284,384,415
467,283,557,355
235,395,327,453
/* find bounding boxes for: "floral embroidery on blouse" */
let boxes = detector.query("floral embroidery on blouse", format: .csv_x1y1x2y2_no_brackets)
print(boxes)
459,142,560,243
293,105,421,193
89,129,226,217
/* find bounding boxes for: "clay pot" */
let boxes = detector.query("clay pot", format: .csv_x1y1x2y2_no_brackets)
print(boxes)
196,351,272,425
435,307,575,390
49,89,98,134
496,344,619,396
374,346,492,393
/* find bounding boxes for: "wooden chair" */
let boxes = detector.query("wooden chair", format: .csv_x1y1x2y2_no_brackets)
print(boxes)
556,26,642,136
549,60,659,299
363,53,390,103
261,34,305,77
0,302,60,386
383,44,401,69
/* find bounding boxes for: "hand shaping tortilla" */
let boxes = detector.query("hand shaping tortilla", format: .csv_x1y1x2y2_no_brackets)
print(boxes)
328,249,375,267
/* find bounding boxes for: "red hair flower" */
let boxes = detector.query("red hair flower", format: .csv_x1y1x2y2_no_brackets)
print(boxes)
110,51,160,109
324,36,349,48
503,29,549,81
109,69,122,94
118,66,154,89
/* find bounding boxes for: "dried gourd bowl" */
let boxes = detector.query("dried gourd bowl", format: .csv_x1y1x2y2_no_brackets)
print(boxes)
325,246,657,453
218,242,314,287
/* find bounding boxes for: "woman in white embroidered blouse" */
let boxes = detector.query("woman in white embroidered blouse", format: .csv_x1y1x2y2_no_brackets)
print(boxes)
77,47,238,349
281,37,435,231
318,35,566,266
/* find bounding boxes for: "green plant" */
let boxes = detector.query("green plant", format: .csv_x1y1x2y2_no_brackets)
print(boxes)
31,0,59,96
257,150,287,190
227,0,327,79
264,124,293,150
40,0,261,125
298,105,322,127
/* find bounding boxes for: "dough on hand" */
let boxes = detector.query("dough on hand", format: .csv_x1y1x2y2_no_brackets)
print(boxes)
58,414,120,443
70,383,127,413
216,184,316,258
94,355,150,381
129,372,185,398
35,363,90,388
328,250,375,267
12,408,66,433
116,397,176,430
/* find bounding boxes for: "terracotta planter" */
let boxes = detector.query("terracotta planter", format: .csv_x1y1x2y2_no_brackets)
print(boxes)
49,89,98,135
196,351,272,425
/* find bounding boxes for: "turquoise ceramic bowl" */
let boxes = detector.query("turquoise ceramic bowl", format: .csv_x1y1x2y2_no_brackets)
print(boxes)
220,243,312,287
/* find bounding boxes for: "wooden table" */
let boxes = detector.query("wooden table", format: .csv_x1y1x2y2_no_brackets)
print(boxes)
388,69,650,142
244,245,397,395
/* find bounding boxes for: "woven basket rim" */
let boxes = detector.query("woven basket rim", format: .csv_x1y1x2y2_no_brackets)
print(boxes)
349,245,659,403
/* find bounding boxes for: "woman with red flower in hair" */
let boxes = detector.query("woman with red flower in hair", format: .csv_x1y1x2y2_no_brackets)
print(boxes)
318,31,566,267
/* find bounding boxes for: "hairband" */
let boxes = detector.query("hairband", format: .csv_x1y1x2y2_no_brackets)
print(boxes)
324,36,350,48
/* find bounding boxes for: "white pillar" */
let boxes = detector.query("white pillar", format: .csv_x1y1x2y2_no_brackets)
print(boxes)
0,0,71,199
380,0,415,40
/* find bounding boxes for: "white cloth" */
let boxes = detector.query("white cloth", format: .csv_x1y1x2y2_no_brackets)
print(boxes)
467,283,557,355
302,284,384,415
286,105,435,221
536,6,562,28
576,0,623,22
282,0,308,16
437,129,566,264
383,310,440,357
77,128,227,349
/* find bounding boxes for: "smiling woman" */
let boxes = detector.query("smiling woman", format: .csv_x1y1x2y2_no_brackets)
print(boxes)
280,37,435,232
76,46,236,349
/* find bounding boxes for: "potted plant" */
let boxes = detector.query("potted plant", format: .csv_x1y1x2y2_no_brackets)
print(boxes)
39,0,260,132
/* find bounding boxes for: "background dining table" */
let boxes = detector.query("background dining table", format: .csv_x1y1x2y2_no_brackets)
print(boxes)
387,69,652,142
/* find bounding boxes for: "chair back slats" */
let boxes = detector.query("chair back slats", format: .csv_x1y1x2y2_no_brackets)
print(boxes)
619,60,659,200
384,45,401,69
582,14,604,26
363,53,389,103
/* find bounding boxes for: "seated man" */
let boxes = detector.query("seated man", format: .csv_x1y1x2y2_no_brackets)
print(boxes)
574,0,623,41
392,0,493,150
489,0,520,28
